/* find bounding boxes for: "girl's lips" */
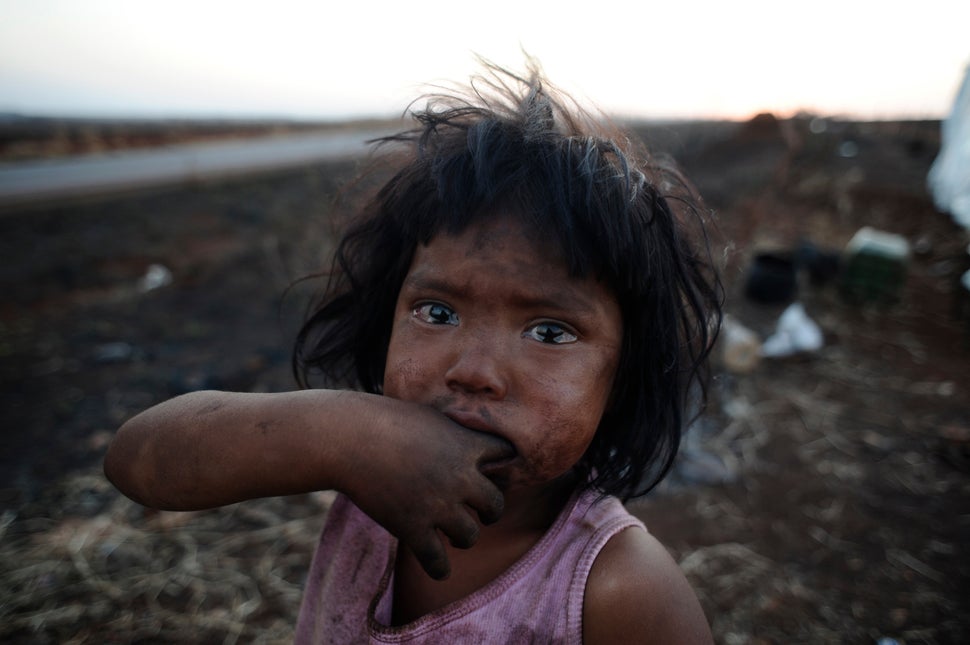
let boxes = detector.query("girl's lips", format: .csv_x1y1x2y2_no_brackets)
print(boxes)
443,408,496,434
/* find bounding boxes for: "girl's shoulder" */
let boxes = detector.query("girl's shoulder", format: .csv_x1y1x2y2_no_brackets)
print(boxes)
582,524,714,644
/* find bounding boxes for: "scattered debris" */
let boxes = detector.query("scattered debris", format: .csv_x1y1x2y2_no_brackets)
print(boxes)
795,239,841,286
761,302,824,357
841,227,911,303
137,263,172,292
744,252,797,303
92,342,135,364
719,315,762,374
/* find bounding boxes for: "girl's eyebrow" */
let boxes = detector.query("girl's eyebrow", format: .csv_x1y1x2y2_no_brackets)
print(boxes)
402,272,601,316
401,273,462,297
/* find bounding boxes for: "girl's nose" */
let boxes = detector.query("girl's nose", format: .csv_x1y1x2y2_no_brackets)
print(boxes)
444,335,509,399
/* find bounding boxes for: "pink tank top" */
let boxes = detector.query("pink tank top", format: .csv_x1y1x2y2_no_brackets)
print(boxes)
295,487,645,644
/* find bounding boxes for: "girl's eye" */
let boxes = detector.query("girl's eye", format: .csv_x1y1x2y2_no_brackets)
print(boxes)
524,322,577,345
413,303,459,325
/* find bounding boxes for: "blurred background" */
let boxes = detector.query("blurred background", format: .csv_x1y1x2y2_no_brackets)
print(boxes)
1,1,968,643
1,0,967,120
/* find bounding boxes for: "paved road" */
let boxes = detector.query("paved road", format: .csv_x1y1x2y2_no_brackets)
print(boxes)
0,127,396,208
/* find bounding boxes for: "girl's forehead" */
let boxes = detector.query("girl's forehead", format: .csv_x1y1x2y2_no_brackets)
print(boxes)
429,214,565,268
407,216,620,315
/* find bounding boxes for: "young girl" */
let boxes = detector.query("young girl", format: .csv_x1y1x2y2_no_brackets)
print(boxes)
105,60,722,643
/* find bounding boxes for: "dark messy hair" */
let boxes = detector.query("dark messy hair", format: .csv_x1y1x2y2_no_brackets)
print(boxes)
293,59,722,500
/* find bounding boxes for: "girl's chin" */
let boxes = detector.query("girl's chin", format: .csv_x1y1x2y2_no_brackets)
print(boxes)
500,468,581,496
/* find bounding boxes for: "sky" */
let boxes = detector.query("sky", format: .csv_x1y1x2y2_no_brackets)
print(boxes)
1,0,968,122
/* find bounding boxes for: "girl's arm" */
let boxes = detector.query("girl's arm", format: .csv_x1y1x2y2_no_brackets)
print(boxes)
104,389,512,579
582,527,714,644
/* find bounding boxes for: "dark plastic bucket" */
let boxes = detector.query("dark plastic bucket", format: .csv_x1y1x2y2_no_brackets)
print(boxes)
744,253,797,303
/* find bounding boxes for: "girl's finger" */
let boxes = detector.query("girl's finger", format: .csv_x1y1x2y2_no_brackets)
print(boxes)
410,534,451,581
438,507,481,550
475,432,516,465
465,478,505,525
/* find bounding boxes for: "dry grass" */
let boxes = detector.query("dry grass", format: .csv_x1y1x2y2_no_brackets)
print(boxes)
1,476,332,644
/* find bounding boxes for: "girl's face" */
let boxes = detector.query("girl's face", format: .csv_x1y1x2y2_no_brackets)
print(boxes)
384,215,623,493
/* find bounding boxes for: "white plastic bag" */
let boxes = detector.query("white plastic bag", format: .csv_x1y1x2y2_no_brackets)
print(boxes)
761,303,823,357
928,64,970,230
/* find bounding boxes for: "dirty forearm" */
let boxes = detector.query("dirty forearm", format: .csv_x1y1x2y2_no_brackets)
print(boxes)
103,389,371,510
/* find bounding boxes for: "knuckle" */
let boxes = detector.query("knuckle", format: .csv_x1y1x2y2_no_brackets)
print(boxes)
451,523,479,549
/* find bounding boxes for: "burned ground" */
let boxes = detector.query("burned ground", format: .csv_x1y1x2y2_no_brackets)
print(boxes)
1,116,967,643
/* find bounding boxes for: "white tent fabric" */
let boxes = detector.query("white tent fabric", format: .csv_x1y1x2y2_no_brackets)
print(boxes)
928,64,970,230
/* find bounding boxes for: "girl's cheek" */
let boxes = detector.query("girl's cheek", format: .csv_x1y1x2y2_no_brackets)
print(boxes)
512,364,613,490
514,415,598,486
383,356,423,401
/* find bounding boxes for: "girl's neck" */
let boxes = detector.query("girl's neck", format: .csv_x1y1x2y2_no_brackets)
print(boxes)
391,474,580,625
496,472,579,533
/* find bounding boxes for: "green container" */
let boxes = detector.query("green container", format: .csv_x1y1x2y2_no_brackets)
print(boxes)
841,227,910,303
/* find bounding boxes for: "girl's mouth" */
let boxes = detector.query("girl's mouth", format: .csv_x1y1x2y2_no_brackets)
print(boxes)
443,408,498,434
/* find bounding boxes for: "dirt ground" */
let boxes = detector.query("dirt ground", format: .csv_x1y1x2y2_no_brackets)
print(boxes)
1,115,967,644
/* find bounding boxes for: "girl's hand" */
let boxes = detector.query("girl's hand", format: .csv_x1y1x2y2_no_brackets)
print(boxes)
336,396,513,580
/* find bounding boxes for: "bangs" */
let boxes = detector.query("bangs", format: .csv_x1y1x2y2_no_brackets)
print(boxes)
390,110,661,300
